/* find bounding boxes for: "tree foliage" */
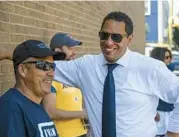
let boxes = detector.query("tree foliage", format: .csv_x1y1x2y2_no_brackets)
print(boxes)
173,27,179,49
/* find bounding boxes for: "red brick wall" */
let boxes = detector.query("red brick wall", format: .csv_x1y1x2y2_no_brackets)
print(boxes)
0,1,145,94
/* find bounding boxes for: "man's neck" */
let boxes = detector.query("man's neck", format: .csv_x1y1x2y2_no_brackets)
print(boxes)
14,83,42,104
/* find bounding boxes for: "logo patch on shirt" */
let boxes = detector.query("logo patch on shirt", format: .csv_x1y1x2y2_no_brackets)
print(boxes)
38,122,57,137
74,96,78,101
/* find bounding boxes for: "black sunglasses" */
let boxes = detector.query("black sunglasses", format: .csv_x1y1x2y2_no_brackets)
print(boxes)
165,56,171,60
99,31,127,43
22,61,56,71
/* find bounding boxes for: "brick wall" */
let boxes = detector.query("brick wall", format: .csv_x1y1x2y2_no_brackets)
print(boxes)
0,1,145,94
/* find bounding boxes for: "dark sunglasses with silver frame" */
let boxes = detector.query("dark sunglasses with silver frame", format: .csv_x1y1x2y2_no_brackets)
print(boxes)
99,31,128,43
22,61,56,71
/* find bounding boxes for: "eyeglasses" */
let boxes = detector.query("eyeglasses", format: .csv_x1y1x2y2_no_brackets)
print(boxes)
99,31,128,43
165,56,171,60
22,61,56,71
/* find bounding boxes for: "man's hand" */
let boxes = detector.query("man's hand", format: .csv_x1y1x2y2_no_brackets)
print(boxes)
167,131,179,137
155,112,160,122
0,48,7,60
0,49,12,61
82,109,88,119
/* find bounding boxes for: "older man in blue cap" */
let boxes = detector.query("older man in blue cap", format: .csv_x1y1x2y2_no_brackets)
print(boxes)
0,39,66,137
42,32,88,137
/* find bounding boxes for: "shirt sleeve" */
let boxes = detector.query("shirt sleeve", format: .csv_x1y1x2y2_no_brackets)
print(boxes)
54,58,83,88
152,62,179,133
0,100,27,137
153,62,179,103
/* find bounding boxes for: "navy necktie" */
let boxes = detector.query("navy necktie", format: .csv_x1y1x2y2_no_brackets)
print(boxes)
102,63,118,137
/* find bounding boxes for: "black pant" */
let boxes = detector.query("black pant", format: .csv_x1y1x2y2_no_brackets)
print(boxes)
156,135,165,137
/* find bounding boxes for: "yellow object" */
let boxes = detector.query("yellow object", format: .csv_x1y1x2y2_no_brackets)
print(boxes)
52,81,87,137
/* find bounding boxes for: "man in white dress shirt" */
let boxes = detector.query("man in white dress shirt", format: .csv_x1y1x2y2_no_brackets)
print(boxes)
1,11,179,137
54,11,179,137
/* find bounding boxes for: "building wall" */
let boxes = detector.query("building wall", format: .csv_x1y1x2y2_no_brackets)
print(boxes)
0,1,145,94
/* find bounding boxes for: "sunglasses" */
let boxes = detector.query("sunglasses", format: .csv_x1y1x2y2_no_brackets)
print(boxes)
22,61,56,71
165,56,171,59
99,31,128,43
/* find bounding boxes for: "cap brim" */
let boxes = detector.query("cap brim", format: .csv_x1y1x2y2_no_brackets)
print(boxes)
32,50,66,60
66,36,82,46
67,40,82,46
77,41,82,45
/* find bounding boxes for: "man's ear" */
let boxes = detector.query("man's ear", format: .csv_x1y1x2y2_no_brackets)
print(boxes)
54,47,62,52
18,64,27,78
128,34,133,43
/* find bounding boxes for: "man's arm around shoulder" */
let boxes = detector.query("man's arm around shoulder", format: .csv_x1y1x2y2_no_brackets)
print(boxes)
0,49,12,60
42,92,86,120
167,132,179,137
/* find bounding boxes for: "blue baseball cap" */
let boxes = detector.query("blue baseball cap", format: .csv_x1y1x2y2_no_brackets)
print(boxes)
13,40,66,68
50,32,82,50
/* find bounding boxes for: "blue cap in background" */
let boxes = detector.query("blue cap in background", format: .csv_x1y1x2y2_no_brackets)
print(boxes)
50,32,82,50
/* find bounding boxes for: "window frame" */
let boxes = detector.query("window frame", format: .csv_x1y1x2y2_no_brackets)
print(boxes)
145,0,151,16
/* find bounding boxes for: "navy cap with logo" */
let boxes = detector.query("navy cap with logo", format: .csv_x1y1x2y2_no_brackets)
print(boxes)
50,32,82,50
13,40,66,68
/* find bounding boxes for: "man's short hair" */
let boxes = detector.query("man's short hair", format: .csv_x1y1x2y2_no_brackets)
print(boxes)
100,11,133,36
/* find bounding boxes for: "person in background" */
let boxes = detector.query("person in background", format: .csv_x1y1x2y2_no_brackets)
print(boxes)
0,40,66,137
151,47,174,137
42,32,88,137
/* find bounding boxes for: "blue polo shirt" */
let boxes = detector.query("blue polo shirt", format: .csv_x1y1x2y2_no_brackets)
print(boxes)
0,88,58,137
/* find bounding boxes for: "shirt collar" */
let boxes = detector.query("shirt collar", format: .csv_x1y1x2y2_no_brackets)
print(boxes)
101,48,131,67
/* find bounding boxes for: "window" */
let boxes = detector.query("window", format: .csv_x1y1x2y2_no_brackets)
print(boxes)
145,0,151,15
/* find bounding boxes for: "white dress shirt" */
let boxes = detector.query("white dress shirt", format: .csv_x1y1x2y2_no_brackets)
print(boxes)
54,49,179,137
